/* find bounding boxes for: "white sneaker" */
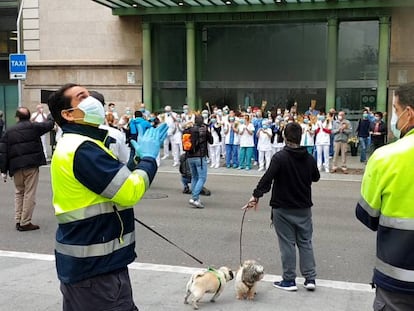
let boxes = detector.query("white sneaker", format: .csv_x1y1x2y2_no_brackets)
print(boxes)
172,162,178,167
325,168,330,173
190,200,204,209
189,198,194,205
161,155,169,160
258,167,264,171
214,164,220,169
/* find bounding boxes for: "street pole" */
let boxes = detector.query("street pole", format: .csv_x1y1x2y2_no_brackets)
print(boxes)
16,0,24,107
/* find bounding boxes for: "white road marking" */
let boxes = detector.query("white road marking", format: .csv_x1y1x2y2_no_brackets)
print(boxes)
0,250,373,292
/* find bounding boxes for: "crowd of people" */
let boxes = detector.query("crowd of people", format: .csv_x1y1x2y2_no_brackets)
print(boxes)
100,101,387,175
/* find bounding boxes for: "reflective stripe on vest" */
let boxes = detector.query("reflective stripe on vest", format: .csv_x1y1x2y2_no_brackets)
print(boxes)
101,165,132,198
376,258,414,283
56,232,135,258
380,215,414,230
358,197,380,218
56,202,115,224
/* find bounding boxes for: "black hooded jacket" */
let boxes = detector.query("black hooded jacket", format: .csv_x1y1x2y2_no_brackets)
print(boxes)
253,145,320,209
0,119,54,176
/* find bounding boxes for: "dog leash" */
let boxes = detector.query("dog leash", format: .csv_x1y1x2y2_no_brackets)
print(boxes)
134,217,204,265
239,208,248,266
239,198,258,266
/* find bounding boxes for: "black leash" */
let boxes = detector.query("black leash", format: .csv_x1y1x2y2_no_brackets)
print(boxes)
134,217,204,265
239,208,248,266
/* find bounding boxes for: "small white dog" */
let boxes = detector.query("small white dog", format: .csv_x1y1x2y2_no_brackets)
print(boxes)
234,260,264,300
184,266,234,310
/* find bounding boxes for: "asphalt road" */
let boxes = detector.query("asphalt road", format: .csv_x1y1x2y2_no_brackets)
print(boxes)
0,166,376,285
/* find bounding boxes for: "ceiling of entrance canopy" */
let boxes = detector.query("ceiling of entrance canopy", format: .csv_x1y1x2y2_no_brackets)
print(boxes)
92,0,414,16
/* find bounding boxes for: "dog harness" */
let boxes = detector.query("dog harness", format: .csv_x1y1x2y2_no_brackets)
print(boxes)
208,267,222,293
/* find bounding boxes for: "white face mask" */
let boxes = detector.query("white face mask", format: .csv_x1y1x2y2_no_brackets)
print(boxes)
75,96,105,125
390,107,406,139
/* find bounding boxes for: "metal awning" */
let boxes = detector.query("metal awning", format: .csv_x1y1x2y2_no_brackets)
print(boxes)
92,0,414,16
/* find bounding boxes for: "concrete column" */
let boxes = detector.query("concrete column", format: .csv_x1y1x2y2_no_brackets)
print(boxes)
326,18,338,112
377,16,390,113
142,22,152,111
186,21,196,111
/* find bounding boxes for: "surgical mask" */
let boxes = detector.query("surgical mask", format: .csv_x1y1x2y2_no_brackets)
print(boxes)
338,115,343,121
390,108,408,139
210,118,217,124
183,109,188,114
303,119,309,124
262,124,269,129
223,110,229,115
247,109,251,113
176,118,181,123
217,111,222,116
375,116,381,121
318,116,325,121
363,113,368,119
239,119,245,124
73,96,105,125
202,114,208,118
229,117,235,122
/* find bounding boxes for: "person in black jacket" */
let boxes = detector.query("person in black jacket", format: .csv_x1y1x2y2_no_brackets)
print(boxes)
0,107,54,231
185,115,213,208
356,109,371,163
0,110,4,137
244,122,320,291
369,111,387,151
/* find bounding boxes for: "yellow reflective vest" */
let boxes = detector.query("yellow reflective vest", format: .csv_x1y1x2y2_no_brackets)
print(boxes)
51,129,152,284
356,128,414,293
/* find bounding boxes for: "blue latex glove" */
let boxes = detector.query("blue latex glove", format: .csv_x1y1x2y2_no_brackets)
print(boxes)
130,123,168,159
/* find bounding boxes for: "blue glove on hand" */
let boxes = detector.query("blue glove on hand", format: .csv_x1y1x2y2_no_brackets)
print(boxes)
130,123,169,159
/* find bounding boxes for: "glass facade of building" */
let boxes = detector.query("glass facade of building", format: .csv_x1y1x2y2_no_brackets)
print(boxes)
154,20,379,114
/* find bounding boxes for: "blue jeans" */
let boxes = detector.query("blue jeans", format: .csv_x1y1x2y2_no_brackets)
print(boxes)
225,144,239,167
359,137,369,162
187,157,207,201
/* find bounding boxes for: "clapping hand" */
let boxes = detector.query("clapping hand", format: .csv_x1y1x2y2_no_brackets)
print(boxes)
130,123,168,159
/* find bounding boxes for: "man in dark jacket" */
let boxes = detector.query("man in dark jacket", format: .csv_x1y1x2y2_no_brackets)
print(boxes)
185,114,213,208
0,107,54,231
244,122,320,291
356,109,371,163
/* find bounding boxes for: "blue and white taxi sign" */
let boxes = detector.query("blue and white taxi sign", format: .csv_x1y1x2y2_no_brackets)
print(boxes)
9,53,27,80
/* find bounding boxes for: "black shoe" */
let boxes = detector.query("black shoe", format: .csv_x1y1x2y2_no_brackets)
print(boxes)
182,187,191,194
15,223,20,230
200,187,211,196
17,223,40,231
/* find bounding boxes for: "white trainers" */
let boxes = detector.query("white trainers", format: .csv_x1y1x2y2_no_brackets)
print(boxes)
172,162,178,167
258,167,264,171
161,155,169,160
190,199,204,209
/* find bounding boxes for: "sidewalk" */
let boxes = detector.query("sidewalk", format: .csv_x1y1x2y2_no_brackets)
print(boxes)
0,251,374,311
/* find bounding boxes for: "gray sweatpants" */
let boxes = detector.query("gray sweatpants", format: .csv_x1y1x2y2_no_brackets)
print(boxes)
272,207,316,281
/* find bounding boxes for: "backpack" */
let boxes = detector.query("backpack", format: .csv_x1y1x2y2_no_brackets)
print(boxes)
182,126,199,152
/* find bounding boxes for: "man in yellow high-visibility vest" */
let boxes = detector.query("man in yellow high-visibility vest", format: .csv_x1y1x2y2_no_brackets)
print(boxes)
356,82,414,311
48,83,167,311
